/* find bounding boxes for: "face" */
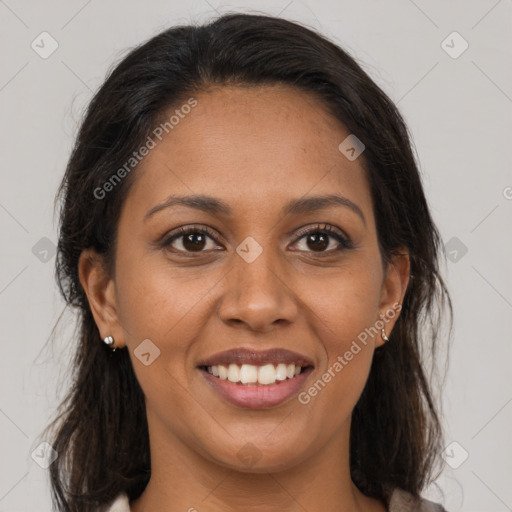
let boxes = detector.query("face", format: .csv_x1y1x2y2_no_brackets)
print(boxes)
80,84,409,473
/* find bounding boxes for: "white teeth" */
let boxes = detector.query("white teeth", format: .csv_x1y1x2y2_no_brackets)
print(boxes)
206,363,305,385
218,365,228,380
275,363,288,381
227,364,240,383
258,364,277,385
239,364,258,384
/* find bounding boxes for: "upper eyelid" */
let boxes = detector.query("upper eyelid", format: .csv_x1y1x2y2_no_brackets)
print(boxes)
293,223,347,239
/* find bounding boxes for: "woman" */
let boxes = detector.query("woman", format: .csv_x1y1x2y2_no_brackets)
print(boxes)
41,12,452,512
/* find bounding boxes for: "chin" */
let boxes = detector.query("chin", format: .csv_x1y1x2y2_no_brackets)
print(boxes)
204,437,313,474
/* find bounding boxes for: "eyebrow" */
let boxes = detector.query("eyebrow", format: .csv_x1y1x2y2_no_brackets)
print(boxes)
144,193,366,226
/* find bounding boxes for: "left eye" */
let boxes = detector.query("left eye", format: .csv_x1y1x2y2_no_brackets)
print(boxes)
291,225,353,253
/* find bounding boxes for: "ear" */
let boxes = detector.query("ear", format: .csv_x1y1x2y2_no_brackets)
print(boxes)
78,249,125,349
376,248,410,347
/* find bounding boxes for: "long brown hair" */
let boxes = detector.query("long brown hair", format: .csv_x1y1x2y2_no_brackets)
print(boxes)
39,13,452,511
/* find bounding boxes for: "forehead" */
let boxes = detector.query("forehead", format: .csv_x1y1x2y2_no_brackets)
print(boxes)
120,84,373,227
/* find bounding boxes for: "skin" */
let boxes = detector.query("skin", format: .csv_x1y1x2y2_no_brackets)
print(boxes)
79,84,410,512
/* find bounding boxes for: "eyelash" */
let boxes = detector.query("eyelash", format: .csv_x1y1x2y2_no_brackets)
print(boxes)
159,223,354,256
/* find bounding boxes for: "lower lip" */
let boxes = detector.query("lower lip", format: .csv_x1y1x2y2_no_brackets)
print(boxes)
199,368,313,409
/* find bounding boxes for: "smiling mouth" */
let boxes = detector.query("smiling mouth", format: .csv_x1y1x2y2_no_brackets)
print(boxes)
199,363,313,386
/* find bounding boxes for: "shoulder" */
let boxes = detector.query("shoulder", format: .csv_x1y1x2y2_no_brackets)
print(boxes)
388,487,448,512
105,492,130,512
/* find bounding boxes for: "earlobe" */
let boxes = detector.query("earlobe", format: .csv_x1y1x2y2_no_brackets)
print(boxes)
78,249,125,348
377,249,410,346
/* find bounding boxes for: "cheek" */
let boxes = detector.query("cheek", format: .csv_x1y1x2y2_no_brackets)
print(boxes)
114,258,211,412
297,290,377,432
301,257,383,348
295,260,381,415
116,253,213,340
114,254,225,396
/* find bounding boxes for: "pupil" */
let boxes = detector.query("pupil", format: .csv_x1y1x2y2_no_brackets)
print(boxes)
308,233,328,251
184,233,205,251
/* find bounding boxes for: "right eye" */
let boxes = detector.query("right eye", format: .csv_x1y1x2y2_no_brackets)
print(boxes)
160,225,224,254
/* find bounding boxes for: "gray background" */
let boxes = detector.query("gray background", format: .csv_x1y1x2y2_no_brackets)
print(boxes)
1,1,511,511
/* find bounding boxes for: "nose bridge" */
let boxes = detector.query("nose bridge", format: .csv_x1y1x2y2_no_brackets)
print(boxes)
218,236,298,330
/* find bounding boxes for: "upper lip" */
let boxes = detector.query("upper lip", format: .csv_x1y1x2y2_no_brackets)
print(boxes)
197,348,314,368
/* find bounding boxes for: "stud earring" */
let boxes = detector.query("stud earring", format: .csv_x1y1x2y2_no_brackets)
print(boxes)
381,329,389,343
103,335,117,352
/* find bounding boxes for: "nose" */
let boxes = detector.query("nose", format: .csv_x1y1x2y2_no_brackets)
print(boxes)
217,245,299,333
